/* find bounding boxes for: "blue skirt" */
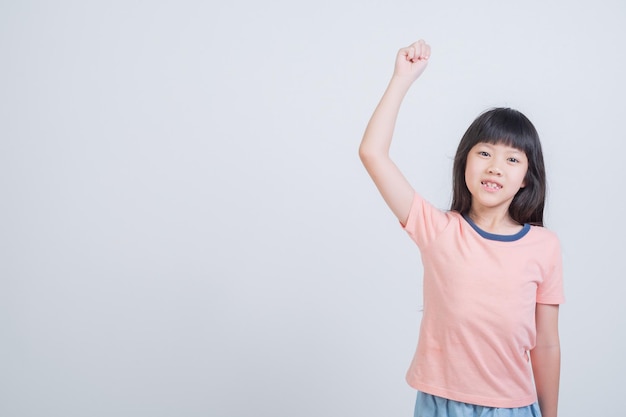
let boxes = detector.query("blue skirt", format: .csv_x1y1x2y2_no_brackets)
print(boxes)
414,392,542,417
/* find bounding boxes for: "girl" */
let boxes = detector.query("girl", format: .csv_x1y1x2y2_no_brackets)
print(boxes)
359,40,564,417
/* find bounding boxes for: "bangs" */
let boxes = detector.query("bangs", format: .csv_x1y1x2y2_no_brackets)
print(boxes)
475,108,540,156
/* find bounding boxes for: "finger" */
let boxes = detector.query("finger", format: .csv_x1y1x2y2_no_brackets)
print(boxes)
401,47,411,63
415,40,428,60
399,46,411,62
415,40,427,61
422,44,431,60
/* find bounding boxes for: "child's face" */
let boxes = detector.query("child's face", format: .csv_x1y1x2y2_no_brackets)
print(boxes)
464,142,528,214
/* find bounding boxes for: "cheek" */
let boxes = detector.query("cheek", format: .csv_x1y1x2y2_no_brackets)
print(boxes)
464,160,479,180
521,169,529,188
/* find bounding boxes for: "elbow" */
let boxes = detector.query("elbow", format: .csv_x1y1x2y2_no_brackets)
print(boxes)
358,143,383,165
359,144,393,176
358,144,370,163
358,146,377,172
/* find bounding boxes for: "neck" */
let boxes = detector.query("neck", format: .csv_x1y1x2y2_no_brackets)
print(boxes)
467,207,521,235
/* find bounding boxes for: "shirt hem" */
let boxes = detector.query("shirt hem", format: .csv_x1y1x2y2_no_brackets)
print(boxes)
537,296,565,305
408,381,537,409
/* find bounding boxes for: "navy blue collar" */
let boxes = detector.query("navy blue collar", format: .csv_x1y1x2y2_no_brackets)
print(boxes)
462,213,530,242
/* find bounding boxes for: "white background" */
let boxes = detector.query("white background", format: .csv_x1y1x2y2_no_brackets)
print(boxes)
1,1,624,416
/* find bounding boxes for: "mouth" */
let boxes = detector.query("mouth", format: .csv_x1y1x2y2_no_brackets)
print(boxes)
481,180,502,190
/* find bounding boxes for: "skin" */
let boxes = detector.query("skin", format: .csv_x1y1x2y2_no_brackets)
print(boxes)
464,142,528,234
359,40,561,417
531,303,561,417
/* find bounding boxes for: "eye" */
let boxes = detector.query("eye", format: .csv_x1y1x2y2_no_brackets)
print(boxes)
478,151,490,157
508,157,520,163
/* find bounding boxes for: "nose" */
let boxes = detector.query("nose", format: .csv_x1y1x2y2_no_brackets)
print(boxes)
488,166,502,176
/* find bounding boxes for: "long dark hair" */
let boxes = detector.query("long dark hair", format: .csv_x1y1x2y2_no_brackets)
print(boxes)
450,108,546,226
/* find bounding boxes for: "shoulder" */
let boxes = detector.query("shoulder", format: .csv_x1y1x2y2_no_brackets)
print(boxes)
527,225,563,256
528,225,561,242
405,192,452,221
403,193,459,247
531,223,557,233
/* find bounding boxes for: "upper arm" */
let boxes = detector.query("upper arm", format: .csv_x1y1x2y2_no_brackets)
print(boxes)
359,151,415,225
535,303,560,347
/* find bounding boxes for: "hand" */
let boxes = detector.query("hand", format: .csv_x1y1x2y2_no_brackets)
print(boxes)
393,40,431,82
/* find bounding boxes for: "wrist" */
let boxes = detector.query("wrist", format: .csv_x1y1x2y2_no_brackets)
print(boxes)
387,74,416,94
391,73,418,85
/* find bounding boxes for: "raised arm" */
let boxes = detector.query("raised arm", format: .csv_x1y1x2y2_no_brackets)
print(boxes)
359,40,431,225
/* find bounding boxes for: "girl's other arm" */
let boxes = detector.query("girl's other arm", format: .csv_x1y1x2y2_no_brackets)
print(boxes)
530,303,561,417
359,40,430,226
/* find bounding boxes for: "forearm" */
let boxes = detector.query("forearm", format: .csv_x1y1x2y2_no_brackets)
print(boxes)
359,75,414,159
530,344,561,417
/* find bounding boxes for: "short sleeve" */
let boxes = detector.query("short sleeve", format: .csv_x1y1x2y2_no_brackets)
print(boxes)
401,192,451,249
536,234,565,305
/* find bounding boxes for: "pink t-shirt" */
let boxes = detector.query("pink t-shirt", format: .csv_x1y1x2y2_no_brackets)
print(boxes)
402,192,564,408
